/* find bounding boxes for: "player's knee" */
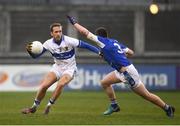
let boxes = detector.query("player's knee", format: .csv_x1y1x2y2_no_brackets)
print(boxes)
100,80,109,88
100,80,104,85
100,80,106,86
56,83,66,89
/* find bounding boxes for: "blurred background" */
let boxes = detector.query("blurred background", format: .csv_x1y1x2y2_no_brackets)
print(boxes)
0,0,180,91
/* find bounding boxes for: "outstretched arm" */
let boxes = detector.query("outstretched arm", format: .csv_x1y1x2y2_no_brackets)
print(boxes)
78,40,100,54
67,15,105,48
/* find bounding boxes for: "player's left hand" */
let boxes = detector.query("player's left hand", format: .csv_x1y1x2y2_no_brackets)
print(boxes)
67,15,77,25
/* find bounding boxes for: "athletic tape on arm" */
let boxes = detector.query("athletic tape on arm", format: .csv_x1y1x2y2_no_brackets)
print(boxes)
87,32,105,48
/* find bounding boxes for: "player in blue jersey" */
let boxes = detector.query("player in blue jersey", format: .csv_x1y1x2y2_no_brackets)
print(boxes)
22,22,100,115
67,16,175,118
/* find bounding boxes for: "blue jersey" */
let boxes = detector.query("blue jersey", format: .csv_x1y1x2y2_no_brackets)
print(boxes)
97,36,131,71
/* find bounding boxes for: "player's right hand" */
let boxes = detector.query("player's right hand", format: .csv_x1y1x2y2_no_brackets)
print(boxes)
67,15,77,25
26,42,39,59
99,51,104,58
26,42,33,55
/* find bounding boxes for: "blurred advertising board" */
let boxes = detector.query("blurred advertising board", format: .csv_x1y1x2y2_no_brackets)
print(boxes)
176,66,180,89
0,64,177,91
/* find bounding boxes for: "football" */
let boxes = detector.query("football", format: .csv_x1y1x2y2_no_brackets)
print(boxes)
30,41,43,54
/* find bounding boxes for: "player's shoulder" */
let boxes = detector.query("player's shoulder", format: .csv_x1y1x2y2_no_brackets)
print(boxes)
98,36,117,44
109,38,123,45
44,38,53,44
63,35,78,42
42,38,53,49
97,36,108,42
108,38,118,42
98,36,116,41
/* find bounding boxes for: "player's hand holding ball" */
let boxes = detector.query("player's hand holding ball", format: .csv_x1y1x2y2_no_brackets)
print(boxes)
26,42,32,52
26,41,43,58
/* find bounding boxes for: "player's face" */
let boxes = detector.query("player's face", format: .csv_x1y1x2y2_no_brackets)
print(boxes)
51,26,62,41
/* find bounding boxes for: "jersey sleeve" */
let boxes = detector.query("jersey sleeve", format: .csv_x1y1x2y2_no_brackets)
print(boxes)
120,43,129,53
65,36,80,47
78,40,99,54
122,47,129,53
43,41,49,50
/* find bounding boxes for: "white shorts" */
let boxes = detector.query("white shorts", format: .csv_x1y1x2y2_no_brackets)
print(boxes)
114,64,142,88
50,64,77,80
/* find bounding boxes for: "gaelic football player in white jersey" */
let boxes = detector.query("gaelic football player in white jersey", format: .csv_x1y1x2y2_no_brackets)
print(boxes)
22,23,100,115
67,16,175,118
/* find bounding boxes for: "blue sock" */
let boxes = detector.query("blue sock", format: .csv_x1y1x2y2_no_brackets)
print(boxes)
32,99,40,108
111,99,118,108
35,99,40,105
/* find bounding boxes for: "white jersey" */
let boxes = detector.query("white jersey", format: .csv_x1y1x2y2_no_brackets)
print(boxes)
43,35,79,70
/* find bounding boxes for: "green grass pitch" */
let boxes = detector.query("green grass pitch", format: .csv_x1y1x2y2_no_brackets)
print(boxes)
0,90,180,125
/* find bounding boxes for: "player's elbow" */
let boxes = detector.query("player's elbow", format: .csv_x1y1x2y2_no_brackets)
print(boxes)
79,30,89,37
129,50,134,56
126,49,134,57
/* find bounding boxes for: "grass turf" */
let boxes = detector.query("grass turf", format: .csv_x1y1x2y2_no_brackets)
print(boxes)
0,90,179,125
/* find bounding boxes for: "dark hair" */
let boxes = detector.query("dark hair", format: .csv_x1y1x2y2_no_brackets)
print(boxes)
95,27,108,37
50,23,62,32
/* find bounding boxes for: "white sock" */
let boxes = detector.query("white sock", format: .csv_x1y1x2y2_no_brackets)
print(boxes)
47,99,55,107
164,104,169,111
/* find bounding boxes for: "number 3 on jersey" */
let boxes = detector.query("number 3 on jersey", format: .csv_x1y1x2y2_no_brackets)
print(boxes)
114,43,123,54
